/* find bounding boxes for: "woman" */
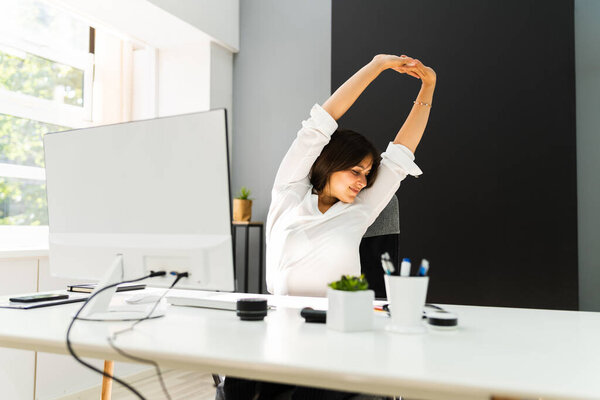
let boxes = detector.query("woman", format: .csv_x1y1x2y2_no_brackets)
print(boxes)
266,54,436,297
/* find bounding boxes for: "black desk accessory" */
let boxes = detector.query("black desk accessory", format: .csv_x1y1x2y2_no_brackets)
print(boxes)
236,298,267,321
300,307,326,323
10,293,69,303
426,310,458,329
1,297,87,310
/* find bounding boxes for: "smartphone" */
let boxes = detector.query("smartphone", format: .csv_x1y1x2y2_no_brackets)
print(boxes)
9,293,69,303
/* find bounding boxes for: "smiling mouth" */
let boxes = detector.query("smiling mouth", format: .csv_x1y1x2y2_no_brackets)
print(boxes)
349,187,360,194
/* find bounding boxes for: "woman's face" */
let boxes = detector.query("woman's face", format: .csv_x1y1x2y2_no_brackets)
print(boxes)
325,155,373,203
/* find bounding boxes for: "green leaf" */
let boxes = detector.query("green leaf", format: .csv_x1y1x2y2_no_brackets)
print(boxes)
328,274,369,291
236,186,252,200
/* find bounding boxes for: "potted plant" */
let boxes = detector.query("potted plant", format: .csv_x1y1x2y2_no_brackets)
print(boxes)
233,186,253,222
326,275,374,332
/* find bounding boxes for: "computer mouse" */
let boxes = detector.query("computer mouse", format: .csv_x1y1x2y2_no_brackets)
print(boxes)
300,307,326,323
125,294,163,304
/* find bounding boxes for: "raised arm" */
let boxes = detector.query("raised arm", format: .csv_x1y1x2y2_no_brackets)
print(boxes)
391,58,436,153
322,54,417,121
272,56,414,191
356,56,435,224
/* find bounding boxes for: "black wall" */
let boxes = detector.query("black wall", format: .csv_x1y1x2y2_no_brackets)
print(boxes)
332,0,578,309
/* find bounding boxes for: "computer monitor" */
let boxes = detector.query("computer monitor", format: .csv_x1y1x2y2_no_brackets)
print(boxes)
43,110,235,312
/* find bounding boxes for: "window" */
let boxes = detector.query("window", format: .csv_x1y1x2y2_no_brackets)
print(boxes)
0,0,154,227
0,0,92,225
0,114,67,225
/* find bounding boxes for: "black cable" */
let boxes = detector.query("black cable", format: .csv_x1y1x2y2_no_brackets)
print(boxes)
66,270,166,400
106,339,171,400
106,272,189,400
111,272,189,336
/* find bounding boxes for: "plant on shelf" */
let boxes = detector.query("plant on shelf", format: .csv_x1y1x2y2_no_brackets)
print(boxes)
236,186,251,200
328,275,369,291
327,274,374,332
233,186,253,222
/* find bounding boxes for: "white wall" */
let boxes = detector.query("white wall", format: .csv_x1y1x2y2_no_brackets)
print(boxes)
132,47,158,120
91,30,130,124
55,0,214,48
148,0,239,51
157,41,212,117
210,42,234,155
146,0,237,151
56,0,237,129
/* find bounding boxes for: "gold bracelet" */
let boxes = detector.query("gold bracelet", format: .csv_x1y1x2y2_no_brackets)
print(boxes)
413,100,432,107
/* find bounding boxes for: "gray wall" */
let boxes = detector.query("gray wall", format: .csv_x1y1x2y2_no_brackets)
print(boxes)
232,0,331,292
233,0,600,308
575,0,600,311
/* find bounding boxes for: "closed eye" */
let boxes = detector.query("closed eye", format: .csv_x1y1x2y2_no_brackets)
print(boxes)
352,169,370,176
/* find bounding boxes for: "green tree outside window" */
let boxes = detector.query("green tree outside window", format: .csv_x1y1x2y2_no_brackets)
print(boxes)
0,114,67,225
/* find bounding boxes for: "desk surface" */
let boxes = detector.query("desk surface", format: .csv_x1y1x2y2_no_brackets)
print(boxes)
0,289,599,400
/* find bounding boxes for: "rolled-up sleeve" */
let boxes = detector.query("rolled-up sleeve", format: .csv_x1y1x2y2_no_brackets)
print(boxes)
358,142,423,226
272,104,338,191
382,142,423,178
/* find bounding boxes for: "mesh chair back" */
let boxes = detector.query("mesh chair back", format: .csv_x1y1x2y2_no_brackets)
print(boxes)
363,196,399,237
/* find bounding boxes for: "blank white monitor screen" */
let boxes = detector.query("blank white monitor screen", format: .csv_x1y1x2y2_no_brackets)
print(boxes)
43,110,235,291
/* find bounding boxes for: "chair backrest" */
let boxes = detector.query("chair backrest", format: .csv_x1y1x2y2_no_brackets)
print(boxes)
360,195,400,299
363,196,399,238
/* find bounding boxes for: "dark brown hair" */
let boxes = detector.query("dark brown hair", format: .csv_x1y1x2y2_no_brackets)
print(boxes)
310,129,381,193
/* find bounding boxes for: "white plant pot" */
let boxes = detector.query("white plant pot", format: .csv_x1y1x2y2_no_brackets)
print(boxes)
326,288,374,332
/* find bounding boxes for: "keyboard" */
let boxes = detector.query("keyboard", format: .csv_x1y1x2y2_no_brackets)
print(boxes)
167,291,266,311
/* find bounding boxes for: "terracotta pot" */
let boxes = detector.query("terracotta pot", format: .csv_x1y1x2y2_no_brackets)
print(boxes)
233,199,252,221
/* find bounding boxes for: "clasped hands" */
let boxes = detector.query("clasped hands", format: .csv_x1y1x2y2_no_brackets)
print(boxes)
373,54,436,86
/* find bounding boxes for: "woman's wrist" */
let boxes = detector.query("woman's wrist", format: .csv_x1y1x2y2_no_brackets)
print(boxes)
416,83,435,105
370,55,390,72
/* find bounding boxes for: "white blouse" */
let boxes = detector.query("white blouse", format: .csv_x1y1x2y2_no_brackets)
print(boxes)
265,104,422,297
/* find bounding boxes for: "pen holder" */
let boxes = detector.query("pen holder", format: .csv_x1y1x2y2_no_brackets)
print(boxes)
384,275,429,334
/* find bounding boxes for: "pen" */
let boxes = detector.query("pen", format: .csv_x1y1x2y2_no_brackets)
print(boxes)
418,259,430,276
400,258,411,277
374,304,390,316
380,252,395,275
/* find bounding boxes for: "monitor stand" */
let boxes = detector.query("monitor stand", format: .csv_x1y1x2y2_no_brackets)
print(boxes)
77,254,165,321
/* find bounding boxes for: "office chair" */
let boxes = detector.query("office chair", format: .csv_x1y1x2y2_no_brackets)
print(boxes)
360,195,400,299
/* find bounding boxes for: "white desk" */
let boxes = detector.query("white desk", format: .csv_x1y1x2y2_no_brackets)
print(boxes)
0,289,599,400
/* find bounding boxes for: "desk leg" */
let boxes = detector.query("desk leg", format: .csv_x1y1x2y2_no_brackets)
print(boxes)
244,225,250,293
101,360,114,400
232,226,238,290
232,226,236,263
258,224,264,294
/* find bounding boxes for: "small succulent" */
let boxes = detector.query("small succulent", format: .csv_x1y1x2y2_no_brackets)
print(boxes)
328,274,369,291
236,186,252,200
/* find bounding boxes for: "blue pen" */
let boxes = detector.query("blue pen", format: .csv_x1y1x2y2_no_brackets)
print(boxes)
418,259,430,276
380,252,395,275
